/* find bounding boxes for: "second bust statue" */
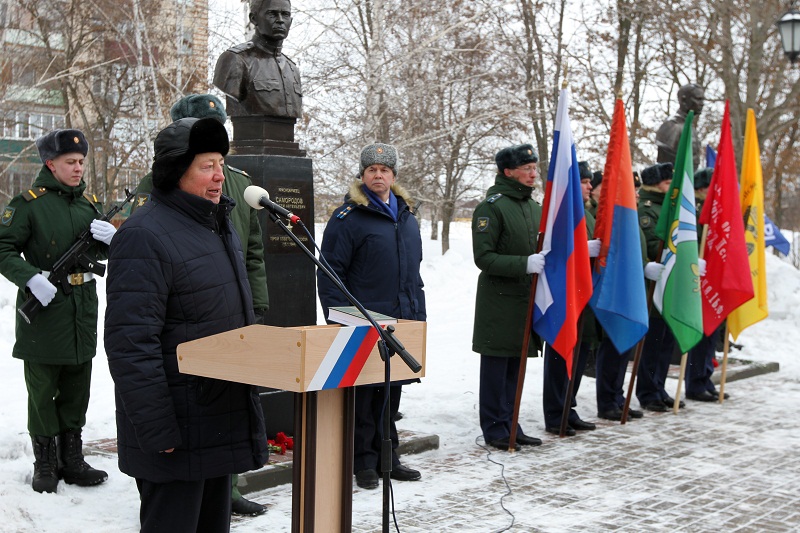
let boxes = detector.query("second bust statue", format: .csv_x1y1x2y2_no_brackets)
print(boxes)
213,0,303,118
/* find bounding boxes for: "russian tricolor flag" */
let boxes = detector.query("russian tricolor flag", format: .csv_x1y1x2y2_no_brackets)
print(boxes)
589,98,648,353
533,88,593,377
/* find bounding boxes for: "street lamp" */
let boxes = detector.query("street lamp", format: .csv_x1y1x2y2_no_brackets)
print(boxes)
777,8,800,63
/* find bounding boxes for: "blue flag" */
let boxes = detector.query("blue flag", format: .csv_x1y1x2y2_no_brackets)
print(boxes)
764,215,791,256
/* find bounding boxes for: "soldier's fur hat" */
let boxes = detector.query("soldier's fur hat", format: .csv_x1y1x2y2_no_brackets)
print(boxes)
641,162,673,186
170,94,227,124
35,129,88,163
360,143,398,176
495,144,538,173
694,167,713,190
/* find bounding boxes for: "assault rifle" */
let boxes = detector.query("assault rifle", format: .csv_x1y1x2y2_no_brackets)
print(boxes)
18,189,136,324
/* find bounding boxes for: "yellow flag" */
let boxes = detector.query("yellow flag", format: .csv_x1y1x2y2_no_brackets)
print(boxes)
727,109,768,340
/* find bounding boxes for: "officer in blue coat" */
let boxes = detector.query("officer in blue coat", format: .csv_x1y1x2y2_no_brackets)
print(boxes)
317,143,426,490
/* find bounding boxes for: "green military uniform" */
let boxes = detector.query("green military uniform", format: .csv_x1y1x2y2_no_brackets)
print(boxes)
472,174,542,357
637,187,666,261
133,165,269,312
0,166,106,436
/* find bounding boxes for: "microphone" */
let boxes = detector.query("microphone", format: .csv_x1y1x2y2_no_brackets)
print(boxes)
243,185,301,224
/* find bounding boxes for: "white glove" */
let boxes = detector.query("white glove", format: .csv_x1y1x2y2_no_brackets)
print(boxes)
26,273,57,307
643,262,665,281
90,220,116,246
587,239,601,258
526,253,546,274
698,258,707,277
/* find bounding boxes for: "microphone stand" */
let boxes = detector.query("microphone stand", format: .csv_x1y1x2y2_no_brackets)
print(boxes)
264,212,421,533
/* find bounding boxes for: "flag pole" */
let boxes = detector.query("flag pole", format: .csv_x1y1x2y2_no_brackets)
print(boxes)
673,225,709,413
719,321,730,404
508,232,545,452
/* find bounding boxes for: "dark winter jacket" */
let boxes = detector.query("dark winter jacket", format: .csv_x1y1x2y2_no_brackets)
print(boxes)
0,166,106,364
317,181,426,322
132,165,268,312
471,174,542,357
104,187,268,483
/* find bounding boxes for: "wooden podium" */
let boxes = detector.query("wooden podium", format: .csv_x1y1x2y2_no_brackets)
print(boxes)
177,320,426,532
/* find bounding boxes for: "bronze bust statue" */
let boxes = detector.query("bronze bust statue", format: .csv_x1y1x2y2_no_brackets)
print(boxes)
213,0,302,118
655,83,704,169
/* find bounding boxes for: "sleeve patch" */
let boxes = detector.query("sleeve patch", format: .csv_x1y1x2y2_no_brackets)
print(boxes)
640,215,653,229
1,207,15,226
135,193,151,208
476,217,490,232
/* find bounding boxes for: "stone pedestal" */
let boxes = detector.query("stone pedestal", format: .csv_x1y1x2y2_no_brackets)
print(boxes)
227,115,313,436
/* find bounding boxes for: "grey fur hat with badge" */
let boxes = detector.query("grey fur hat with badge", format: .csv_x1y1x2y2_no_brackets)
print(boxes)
495,144,538,173
35,129,89,163
151,117,230,191
641,162,673,186
170,94,227,124
694,167,713,190
360,143,398,175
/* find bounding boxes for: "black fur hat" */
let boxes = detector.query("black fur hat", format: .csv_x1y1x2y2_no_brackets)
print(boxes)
35,129,88,163
495,144,538,173
591,171,603,189
578,161,592,181
641,162,673,186
694,167,713,190
152,118,229,191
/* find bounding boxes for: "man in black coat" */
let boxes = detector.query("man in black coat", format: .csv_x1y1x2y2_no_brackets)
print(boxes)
105,118,269,532
317,143,426,490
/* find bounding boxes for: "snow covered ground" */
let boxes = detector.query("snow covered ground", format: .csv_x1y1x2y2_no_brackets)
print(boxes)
0,220,797,532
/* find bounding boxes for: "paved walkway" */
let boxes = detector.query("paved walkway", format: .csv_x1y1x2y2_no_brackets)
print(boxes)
232,369,800,532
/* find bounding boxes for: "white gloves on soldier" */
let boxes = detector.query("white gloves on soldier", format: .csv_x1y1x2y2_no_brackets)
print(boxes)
698,258,707,277
27,273,57,307
587,239,601,258
526,253,546,274
643,262,665,281
90,220,116,246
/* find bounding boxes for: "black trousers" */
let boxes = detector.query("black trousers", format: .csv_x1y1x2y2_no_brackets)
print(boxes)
636,312,676,405
542,343,590,428
595,336,633,413
353,384,401,473
136,475,232,533
479,355,527,442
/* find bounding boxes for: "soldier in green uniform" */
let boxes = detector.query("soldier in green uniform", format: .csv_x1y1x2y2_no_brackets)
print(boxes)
635,162,684,412
472,144,545,451
131,94,270,516
0,129,111,493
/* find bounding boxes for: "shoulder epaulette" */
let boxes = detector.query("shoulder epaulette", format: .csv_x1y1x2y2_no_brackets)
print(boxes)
83,192,100,204
487,193,503,204
22,187,48,202
229,41,254,54
336,205,355,219
226,165,250,177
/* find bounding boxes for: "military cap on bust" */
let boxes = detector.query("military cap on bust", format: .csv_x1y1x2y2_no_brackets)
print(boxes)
170,94,227,124
151,117,230,191
694,167,713,190
360,143,398,175
641,162,673,186
495,144,538,173
35,129,89,163
591,171,603,189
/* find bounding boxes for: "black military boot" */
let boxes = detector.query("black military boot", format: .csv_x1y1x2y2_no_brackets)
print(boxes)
57,429,108,486
31,435,59,493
